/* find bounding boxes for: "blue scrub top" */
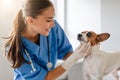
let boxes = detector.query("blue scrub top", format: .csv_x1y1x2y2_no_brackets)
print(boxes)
14,20,73,80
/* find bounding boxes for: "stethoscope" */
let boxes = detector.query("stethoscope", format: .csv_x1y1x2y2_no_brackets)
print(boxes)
24,36,53,73
46,36,53,69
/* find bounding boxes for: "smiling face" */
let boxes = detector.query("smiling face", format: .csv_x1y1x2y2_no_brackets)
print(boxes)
30,6,55,36
77,31,110,46
24,6,55,37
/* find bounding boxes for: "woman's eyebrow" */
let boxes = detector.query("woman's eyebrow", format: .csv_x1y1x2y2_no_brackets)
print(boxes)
47,16,54,19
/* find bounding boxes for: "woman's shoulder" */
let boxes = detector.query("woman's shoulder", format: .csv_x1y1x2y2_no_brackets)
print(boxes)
53,20,61,28
53,20,64,31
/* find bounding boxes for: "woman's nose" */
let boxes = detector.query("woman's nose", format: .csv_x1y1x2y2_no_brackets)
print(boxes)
49,20,55,28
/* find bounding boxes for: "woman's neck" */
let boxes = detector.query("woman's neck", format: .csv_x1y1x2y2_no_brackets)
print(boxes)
22,26,39,44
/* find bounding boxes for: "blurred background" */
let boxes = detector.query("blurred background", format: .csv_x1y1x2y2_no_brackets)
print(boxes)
0,0,120,80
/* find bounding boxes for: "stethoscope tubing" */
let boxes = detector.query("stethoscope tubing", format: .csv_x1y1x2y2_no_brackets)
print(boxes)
24,36,51,73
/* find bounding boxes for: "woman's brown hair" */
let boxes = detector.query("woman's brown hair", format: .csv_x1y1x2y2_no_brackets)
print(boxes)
5,0,53,69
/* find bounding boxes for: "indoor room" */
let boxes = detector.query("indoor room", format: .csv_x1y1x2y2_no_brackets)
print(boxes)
0,0,120,80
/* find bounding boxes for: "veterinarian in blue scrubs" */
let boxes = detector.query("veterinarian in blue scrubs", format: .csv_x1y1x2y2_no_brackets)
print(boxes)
5,0,91,80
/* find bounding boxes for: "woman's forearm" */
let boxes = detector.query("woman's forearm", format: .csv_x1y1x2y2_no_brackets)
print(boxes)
45,52,72,80
63,52,72,60
45,65,65,80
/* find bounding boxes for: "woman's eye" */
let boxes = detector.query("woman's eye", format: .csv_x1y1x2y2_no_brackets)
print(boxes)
46,20,52,22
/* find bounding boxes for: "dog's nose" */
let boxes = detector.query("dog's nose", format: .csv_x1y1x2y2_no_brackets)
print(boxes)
77,34,82,40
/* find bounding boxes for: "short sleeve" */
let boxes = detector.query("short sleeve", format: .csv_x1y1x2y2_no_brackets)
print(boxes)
54,20,73,59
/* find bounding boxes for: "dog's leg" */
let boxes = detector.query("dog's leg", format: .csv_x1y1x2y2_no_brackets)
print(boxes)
83,71,91,80
83,63,91,80
95,65,103,80
96,76,103,80
112,71,119,80
90,73,103,80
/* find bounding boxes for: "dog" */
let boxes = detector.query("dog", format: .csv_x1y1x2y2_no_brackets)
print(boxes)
77,31,120,80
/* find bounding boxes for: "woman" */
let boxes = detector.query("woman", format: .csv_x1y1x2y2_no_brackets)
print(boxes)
5,0,91,80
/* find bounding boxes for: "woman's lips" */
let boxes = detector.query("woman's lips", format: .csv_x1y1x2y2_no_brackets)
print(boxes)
46,29,51,32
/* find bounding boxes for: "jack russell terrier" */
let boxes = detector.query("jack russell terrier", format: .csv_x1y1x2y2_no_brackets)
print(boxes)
77,31,120,80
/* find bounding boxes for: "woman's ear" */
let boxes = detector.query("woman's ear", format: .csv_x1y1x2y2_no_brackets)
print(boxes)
26,16,34,25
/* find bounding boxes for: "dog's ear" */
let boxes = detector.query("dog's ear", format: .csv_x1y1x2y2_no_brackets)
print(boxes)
96,33,110,42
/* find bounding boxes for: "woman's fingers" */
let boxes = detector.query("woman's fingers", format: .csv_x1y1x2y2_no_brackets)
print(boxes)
84,42,92,56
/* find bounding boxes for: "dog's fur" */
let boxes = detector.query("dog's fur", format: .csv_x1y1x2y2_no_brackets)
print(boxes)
77,31,120,80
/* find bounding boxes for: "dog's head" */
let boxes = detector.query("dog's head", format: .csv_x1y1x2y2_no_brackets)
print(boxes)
77,31,110,46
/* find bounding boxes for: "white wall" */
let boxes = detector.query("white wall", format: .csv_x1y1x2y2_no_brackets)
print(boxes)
101,0,120,52
0,0,19,80
66,0,120,52
66,0,101,49
50,0,65,29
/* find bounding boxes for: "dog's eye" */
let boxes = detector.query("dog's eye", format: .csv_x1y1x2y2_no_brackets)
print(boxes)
87,32,92,37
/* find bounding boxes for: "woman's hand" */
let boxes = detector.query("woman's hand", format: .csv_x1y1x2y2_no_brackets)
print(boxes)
74,42,91,58
61,42,91,70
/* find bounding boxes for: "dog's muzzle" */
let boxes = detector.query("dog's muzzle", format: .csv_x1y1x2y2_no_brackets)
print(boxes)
77,34,84,41
77,34,87,43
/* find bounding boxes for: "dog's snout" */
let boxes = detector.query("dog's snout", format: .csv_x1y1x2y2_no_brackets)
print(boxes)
77,34,82,40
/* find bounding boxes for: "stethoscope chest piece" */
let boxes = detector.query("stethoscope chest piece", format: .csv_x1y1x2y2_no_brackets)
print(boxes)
47,62,53,68
47,36,53,69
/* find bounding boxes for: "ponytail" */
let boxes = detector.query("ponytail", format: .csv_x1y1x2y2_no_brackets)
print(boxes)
5,0,54,69
5,10,26,68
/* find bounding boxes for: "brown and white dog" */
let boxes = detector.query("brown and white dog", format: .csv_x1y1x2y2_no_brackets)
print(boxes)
77,31,120,80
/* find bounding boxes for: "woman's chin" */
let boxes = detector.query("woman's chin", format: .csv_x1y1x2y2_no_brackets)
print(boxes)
41,32,49,36
40,30,50,36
